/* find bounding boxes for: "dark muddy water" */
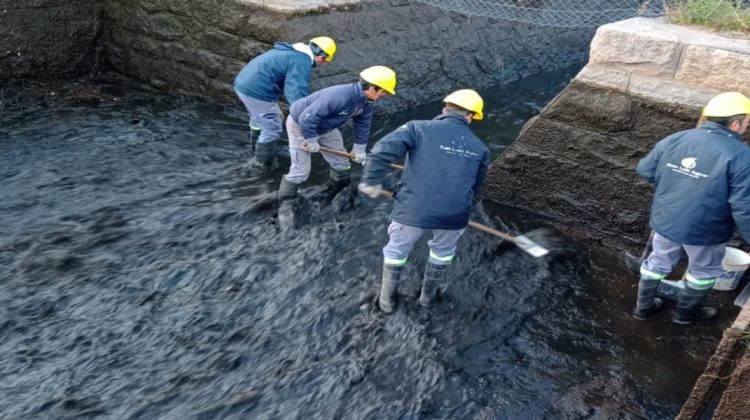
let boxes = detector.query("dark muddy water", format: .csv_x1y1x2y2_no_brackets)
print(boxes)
0,68,738,419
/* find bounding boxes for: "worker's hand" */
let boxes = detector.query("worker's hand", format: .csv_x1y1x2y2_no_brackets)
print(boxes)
300,138,320,153
358,182,383,199
350,143,367,165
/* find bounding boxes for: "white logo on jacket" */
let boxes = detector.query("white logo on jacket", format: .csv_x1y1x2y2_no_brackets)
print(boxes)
666,156,708,179
681,157,697,169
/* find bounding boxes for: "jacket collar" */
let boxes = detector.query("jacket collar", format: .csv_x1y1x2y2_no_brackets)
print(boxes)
291,43,314,63
350,83,367,103
701,121,742,140
434,112,469,126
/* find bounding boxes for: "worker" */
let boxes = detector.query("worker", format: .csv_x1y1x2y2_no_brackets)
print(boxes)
634,91,750,324
233,36,337,169
276,65,397,202
358,89,490,313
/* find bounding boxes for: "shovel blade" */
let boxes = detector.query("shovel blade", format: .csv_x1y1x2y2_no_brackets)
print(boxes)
623,252,643,274
734,281,750,307
514,235,549,258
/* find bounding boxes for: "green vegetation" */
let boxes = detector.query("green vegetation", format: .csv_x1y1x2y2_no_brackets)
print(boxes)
666,0,750,32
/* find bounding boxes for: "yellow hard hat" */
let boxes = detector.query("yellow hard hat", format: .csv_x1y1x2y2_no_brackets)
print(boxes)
359,66,397,95
703,92,750,118
309,37,336,62
444,89,484,120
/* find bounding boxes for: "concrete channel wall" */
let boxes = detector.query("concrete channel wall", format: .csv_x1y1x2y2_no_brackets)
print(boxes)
0,0,103,81
484,17,750,248
101,0,594,111
2,0,594,111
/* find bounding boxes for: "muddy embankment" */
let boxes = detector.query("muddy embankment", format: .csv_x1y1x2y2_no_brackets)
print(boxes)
484,17,750,250
1,0,594,112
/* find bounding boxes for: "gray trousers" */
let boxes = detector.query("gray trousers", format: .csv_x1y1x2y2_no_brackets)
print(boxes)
235,89,283,144
283,116,350,184
641,232,725,289
383,221,466,266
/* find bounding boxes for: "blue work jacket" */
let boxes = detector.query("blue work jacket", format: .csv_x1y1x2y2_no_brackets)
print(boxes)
637,121,750,245
289,83,375,145
363,113,490,230
233,43,313,104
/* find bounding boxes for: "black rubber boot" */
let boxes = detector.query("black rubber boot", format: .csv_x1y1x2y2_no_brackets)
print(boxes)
249,128,260,156
379,264,403,314
632,276,663,320
277,178,299,231
673,285,717,325
250,141,275,169
274,140,291,159
277,177,299,202
325,168,351,199
419,262,448,307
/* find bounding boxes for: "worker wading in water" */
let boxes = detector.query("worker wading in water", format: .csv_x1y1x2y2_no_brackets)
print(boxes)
277,66,397,203
358,89,490,313
233,36,337,170
634,92,750,324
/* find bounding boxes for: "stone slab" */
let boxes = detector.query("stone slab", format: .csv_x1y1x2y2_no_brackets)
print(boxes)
574,64,630,92
627,73,719,108
602,17,750,54
676,45,750,97
233,0,362,12
589,18,681,78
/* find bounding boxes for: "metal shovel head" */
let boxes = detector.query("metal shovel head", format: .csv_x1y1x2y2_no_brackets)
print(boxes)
734,281,750,307
623,251,643,274
514,235,549,257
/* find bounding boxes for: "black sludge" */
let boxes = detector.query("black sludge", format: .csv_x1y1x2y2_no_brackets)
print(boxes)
0,77,722,418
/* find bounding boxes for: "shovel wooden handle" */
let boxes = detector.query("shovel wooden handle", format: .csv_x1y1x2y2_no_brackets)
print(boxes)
318,146,403,170
369,180,521,244
318,146,548,256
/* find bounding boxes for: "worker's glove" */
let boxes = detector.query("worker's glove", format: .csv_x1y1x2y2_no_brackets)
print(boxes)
300,138,320,153
358,182,383,199
350,143,367,165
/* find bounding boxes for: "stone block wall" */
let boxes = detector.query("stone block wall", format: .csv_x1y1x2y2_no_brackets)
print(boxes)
1,0,594,111
484,17,750,247
0,0,103,81
101,0,594,111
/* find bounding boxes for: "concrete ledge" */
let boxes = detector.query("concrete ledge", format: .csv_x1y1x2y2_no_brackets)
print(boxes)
627,73,717,108
234,0,363,12
676,45,750,94
590,20,681,78
587,17,750,98
575,64,630,92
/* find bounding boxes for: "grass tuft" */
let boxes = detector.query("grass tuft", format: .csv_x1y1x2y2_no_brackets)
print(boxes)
666,0,750,32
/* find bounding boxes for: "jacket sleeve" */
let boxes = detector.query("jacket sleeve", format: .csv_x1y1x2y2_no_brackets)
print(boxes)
283,58,312,104
636,137,668,184
362,123,416,186
472,149,490,198
297,96,335,140
729,158,750,241
351,104,374,145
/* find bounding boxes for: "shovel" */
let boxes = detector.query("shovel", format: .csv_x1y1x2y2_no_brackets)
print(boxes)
734,282,750,307
624,230,654,273
318,146,549,258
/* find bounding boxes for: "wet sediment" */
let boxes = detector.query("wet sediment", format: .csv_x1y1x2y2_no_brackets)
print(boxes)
0,80,731,417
